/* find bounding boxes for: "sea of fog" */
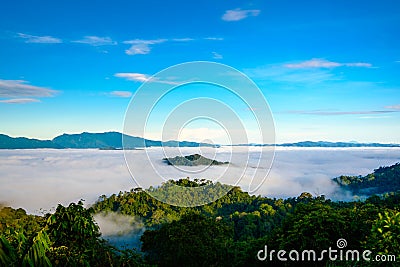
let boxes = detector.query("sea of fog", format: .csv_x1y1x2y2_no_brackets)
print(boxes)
1,147,400,215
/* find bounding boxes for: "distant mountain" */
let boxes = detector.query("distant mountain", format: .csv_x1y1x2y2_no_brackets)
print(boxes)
0,134,62,149
52,132,153,149
236,141,400,147
1,132,399,149
279,141,400,147
0,132,216,149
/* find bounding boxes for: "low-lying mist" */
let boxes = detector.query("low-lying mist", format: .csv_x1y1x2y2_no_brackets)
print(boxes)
0,147,399,214
93,212,145,250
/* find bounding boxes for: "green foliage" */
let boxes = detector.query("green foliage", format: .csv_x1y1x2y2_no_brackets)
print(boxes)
0,206,44,236
0,202,147,267
276,202,348,253
141,212,233,267
45,201,106,266
2,168,400,267
366,210,400,258
333,162,400,195
0,228,52,267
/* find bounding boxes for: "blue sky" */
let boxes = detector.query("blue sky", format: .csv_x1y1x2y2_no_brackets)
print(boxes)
0,0,399,143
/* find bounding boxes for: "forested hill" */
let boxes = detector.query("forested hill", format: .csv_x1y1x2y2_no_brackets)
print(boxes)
333,162,400,195
163,153,229,166
1,178,400,266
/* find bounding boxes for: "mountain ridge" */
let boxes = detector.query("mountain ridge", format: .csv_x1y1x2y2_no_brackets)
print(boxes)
0,132,216,149
0,132,399,149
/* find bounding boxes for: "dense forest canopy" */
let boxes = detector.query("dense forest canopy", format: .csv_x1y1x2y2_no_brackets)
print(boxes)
333,162,400,195
1,163,399,266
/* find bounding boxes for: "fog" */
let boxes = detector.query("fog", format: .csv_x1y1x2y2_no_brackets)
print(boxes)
0,147,399,214
93,212,145,249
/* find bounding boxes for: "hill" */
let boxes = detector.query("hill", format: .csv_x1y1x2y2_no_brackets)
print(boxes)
163,153,229,166
333,162,400,195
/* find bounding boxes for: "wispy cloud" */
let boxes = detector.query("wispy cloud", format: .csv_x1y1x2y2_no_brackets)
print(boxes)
0,79,58,98
204,37,224,41
17,33,62,44
0,98,40,104
123,39,167,55
245,64,337,84
114,73,150,82
359,116,392,119
246,58,377,86
385,104,400,110
108,91,132,98
222,8,260,21
114,72,180,85
212,52,223,59
172,38,194,42
72,36,117,46
0,80,57,104
121,37,223,55
284,109,398,116
285,58,372,69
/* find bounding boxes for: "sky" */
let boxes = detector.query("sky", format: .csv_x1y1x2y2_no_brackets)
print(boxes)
0,0,399,143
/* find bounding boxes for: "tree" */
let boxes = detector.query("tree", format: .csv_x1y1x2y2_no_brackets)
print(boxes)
141,212,233,267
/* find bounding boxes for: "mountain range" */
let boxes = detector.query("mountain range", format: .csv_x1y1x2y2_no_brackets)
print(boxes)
0,132,216,149
249,141,400,148
0,132,399,149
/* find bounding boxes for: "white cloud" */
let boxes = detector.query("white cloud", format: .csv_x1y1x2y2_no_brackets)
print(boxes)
72,36,117,46
123,39,167,55
285,58,372,69
385,105,400,110
0,98,40,104
17,33,62,43
126,44,149,55
114,73,150,82
222,8,260,21
0,79,58,98
109,91,132,98
1,148,400,213
212,52,223,59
